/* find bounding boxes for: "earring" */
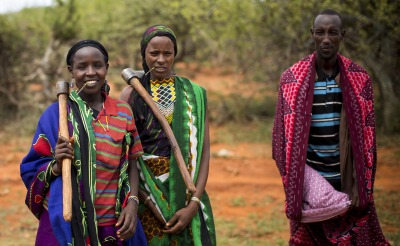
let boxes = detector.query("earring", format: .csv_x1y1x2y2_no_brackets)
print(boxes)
70,78,75,88
102,79,110,95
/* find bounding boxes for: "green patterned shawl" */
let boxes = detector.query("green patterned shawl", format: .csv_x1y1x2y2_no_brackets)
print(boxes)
137,76,216,245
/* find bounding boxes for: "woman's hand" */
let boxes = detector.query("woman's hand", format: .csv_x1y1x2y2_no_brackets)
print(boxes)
163,201,198,234
53,136,74,175
116,201,138,241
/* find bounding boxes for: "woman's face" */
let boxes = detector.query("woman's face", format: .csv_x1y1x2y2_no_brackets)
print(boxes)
68,46,108,96
145,36,175,80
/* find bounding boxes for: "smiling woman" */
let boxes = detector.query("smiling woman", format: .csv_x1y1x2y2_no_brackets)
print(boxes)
20,40,148,245
66,43,109,107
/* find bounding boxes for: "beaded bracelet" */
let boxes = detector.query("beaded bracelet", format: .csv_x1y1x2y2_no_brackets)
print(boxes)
128,195,140,205
190,196,201,206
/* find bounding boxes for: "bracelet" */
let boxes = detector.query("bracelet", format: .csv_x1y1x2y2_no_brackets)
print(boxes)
190,196,201,206
144,196,151,205
51,164,60,177
128,195,139,205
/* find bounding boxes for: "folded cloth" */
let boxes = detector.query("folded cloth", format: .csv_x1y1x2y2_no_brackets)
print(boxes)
301,164,351,223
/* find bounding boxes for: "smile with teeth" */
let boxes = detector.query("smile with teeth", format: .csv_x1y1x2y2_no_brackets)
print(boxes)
85,80,97,86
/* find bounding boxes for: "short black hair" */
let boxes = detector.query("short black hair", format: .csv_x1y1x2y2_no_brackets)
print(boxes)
314,9,343,29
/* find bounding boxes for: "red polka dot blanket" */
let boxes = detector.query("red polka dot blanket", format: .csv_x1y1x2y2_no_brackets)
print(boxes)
272,52,389,245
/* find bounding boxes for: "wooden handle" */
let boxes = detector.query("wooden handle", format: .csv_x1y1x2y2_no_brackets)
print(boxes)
139,189,166,225
122,69,196,193
57,84,72,222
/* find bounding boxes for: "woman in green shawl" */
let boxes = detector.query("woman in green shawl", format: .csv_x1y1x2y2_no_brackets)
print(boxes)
120,25,216,245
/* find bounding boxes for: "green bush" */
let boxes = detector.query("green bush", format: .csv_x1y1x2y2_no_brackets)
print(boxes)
208,91,276,125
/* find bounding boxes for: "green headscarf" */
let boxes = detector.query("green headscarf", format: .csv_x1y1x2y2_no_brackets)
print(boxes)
140,25,177,73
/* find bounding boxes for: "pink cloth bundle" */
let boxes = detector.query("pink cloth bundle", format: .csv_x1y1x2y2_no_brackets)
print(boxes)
301,164,351,223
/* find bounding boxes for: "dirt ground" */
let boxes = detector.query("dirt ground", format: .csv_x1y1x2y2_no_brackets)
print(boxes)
0,63,399,245
0,138,398,245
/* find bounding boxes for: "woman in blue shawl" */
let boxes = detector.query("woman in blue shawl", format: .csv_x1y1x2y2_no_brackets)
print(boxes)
20,40,147,246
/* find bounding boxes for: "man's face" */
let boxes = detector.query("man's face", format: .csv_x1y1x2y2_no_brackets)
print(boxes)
311,14,344,61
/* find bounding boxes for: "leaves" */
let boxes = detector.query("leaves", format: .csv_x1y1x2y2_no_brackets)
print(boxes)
1,0,399,132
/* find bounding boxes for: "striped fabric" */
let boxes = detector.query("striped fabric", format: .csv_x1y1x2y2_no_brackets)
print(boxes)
141,25,176,50
20,91,146,244
93,96,143,226
307,76,342,180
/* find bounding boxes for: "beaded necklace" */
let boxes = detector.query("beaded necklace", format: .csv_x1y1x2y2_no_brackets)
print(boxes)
150,77,175,124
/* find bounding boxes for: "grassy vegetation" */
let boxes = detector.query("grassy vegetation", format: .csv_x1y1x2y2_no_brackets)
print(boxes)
207,90,276,125
230,196,246,207
375,189,400,245
211,120,272,145
206,89,275,145
216,208,288,245
215,186,400,245
0,203,37,245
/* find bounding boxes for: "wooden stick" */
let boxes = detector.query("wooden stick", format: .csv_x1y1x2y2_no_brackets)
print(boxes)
56,81,72,222
139,189,166,225
121,68,196,193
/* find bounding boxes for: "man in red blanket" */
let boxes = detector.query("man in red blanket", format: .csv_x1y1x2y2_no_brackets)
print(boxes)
272,9,390,245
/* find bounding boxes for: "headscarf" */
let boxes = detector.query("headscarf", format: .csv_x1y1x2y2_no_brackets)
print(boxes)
140,25,177,73
66,39,109,66
130,25,178,121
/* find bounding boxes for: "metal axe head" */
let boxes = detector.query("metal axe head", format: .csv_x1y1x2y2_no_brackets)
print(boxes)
56,81,70,97
121,68,145,84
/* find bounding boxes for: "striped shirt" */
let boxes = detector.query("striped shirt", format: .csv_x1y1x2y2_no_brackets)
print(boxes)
92,96,143,226
307,72,342,181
